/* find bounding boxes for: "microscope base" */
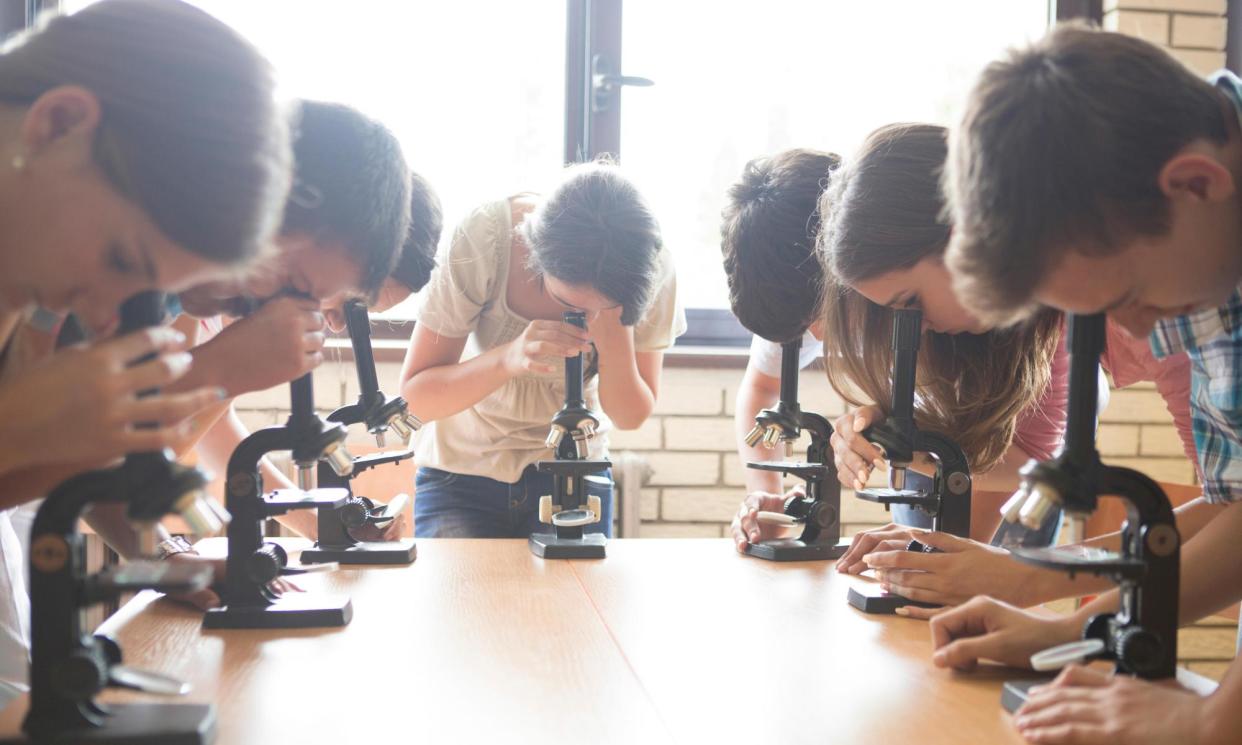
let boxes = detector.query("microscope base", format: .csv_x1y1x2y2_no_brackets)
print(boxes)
203,593,352,629
745,537,850,562
846,585,939,614
528,532,606,559
5,702,215,744
301,539,416,565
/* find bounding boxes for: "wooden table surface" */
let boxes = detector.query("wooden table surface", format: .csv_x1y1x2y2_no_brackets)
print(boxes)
0,539,1037,744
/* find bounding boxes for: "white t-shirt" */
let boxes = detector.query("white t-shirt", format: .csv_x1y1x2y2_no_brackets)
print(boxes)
0,509,31,707
748,332,822,378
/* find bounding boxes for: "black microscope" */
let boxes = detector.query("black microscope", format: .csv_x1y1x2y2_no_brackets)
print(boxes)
997,313,1180,712
202,371,354,629
12,292,227,745
848,308,973,614
301,300,417,565
529,311,611,559
741,336,848,561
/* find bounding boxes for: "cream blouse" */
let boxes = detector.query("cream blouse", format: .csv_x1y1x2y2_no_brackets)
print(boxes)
413,198,687,483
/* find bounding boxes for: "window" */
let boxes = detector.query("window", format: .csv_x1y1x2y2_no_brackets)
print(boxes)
620,0,1051,311
64,0,566,321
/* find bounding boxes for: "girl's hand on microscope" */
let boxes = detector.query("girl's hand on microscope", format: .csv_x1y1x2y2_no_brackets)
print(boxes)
830,405,885,490
0,327,226,475
852,530,1043,608
190,296,326,397
730,486,804,552
925,596,1080,672
504,320,592,376
1013,665,1224,745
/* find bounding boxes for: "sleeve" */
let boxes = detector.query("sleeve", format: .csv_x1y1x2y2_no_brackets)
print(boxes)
1104,322,1200,476
1011,331,1069,462
749,331,821,378
633,250,687,352
414,205,502,339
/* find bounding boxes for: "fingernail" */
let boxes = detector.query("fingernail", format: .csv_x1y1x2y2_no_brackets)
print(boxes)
872,458,885,469
168,352,193,372
857,470,868,482
853,418,865,432
894,607,909,617
862,553,875,564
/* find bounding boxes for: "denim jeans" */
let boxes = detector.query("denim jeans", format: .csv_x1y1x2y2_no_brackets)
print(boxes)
888,472,1061,549
414,464,614,539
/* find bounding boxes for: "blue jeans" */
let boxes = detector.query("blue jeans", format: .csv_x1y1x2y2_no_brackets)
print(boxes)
889,472,1060,549
414,465,614,539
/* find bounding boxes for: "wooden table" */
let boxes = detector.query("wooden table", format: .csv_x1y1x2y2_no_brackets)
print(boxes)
0,539,1036,744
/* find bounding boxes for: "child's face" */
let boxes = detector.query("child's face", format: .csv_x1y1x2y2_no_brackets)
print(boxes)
851,256,991,335
321,278,413,333
1033,163,1242,338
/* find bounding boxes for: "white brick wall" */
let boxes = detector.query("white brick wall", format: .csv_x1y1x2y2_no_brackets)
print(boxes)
1103,0,1229,76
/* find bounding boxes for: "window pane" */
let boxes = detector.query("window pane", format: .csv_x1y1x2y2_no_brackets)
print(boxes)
63,0,566,319
621,0,1049,309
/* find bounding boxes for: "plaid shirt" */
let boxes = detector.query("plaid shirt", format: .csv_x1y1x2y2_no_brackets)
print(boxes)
1151,288,1242,503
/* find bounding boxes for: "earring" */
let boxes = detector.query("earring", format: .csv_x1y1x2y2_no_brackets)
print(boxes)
10,153,25,172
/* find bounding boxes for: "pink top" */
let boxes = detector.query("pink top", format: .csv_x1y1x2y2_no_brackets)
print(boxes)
1009,319,1198,474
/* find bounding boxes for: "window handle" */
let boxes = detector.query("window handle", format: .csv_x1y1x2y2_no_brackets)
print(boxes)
592,54,653,112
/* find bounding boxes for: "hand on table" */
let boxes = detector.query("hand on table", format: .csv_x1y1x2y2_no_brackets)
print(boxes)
730,486,806,552
1014,665,1220,745
924,596,1080,672
165,553,302,611
838,528,1043,608
348,510,409,543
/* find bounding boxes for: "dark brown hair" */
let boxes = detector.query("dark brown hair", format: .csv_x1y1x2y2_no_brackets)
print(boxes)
280,100,410,295
819,123,1061,473
521,162,664,326
945,23,1231,324
0,0,292,265
721,148,840,343
389,170,441,294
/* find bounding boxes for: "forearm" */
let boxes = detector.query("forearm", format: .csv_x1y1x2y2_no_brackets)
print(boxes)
734,380,784,494
596,332,655,429
83,501,172,560
0,463,99,510
402,344,512,423
1070,500,1242,628
1203,659,1242,744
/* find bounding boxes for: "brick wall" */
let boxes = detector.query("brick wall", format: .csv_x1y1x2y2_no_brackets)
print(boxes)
1104,0,1227,75
231,360,1198,540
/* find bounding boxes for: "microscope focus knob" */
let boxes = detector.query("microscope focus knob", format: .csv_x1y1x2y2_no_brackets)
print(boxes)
52,649,109,699
1116,627,1164,676
339,498,373,530
246,543,289,585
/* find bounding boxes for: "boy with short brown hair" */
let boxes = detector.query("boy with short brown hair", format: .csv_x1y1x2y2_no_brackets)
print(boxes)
932,24,1242,744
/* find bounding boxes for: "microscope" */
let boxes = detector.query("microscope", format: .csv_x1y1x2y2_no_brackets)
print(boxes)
529,311,611,559
203,371,354,629
741,336,848,561
998,313,1180,712
301,300,417,565
847,308,973,614
12,292,227,745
